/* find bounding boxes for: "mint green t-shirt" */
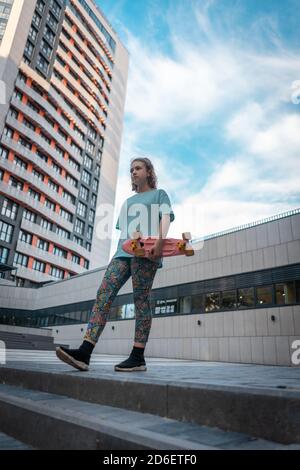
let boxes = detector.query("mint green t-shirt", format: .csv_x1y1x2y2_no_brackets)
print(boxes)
112,188,175,269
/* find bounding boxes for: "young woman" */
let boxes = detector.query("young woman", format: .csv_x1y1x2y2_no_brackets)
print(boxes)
56,157,174,372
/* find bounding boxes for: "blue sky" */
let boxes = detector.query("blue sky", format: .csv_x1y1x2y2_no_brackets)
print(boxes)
95,0,300,249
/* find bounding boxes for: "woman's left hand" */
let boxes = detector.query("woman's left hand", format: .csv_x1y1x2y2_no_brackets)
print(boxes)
149,239,164,259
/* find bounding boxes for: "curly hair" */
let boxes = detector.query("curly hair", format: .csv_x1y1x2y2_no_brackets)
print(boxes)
130,157,158,192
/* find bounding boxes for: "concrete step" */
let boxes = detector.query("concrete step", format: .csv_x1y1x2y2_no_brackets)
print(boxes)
0,431,34,450
0,383,299,450
1,359,299,445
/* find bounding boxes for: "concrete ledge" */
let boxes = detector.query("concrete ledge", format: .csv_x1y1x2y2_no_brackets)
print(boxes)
0,366,299,444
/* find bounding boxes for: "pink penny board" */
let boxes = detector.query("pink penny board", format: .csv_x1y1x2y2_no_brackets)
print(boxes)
122,237,194,258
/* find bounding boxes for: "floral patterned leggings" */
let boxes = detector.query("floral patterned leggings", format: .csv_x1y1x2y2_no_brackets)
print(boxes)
84,257,158,345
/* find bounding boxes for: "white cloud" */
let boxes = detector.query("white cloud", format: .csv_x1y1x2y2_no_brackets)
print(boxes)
110,1,300,252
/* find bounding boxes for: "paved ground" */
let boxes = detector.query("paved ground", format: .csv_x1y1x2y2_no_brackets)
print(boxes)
3,349,300,391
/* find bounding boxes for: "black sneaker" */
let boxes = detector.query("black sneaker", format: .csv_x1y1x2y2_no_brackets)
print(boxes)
56,346,90,371
114,354,146,372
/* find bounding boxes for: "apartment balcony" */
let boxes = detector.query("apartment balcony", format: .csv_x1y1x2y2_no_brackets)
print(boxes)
0,158,76,214
53,61,107,124
65,6,112,79
50,75,103,136
11,264,56,283
0,181,73,232
16,240,86,274
1,135,80,186
8,103,84,165
60,28,109,94
19,62,87,135
21,218,91,260
15,78,85,149
57,42,107,112
5,115,83,167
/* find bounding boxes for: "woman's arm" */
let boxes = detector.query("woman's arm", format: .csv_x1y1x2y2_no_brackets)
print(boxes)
149,214,171,259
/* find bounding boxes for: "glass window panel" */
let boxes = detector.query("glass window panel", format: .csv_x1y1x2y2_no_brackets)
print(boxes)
238,287,254,308
275,282,296,305
191,295,203,313
204,292,220,312
221,290,237,310
256,285,273,306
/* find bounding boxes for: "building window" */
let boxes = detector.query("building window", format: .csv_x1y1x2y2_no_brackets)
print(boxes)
32,12,42,28
47,11,58,31
19,230,32,244
66,174,77,188
238,287,254,309
28,188,41,201
36,0,45,15
4,126,13,138
37,53,49,74
50,0,62,18
0,146,8,159
1,198,18,220
14,252,28,267
48,180,58,192
53,246,67,258
256,285,273,306
74,218,85,236
56,226,70,239
86,225,93,240
28,100,40,114
62,190,75,205
91,194,97,208
86,140,95,154
83,154,93,170
45,199,55,211
59,208,72,222
73,235,83,246
41,39,53,59
88,209,95,224
24,40,34,58
82,170,91,185
204,292,220,312
41,218,53,231
68,157,80,172
83,259,89,269
92,179,99,192
50,266,64,279
86,242,91,252
0,221,13,243
71,254,80,265
9,176,23,190
28,26,38,42
18,136,32,150
275,282,296,305
44,25,55,45
95,164,100,177
33,259,46,272
9,108,18,119
38,239,49,251
191,294,203,313
0,246,9,264
52,162,62,174
221,290,237,310
23,209,36,223
77,201,87,218
32,169,44,181
79,185,89,201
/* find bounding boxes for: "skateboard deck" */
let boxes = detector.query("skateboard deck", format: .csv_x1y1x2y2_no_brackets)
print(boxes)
122,231,194,258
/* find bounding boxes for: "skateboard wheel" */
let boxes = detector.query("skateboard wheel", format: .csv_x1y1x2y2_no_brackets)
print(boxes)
133,231,143,240
130,240,138,250
182,232,192,240
184,248,194,256
177,241,186,251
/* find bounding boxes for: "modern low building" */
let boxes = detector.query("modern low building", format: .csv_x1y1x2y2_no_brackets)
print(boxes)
0,0,129,286
1,208,299,366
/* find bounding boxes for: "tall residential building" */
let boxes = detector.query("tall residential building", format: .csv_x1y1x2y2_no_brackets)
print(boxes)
0,0,129,286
